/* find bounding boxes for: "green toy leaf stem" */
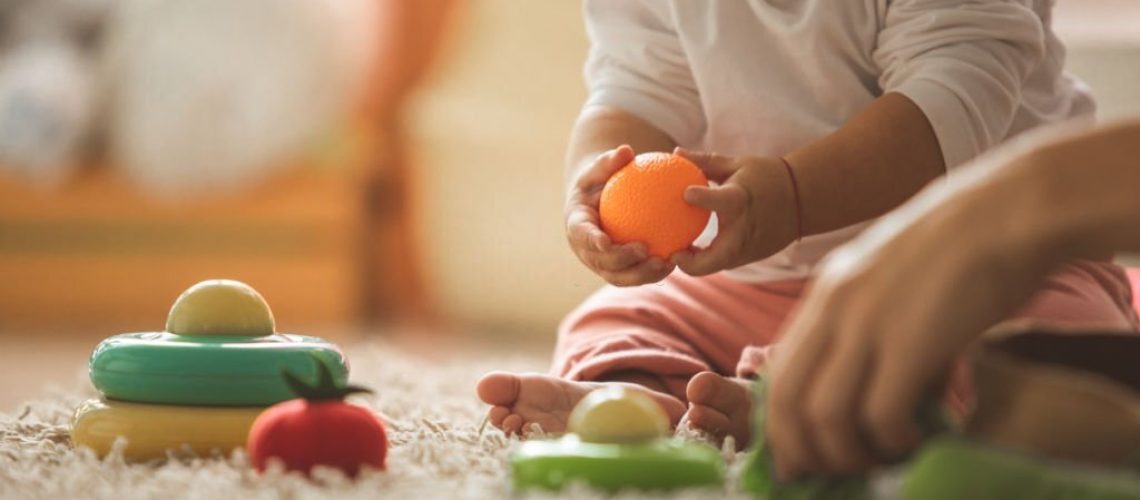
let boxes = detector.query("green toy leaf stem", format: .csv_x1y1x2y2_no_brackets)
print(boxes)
281,354,373,402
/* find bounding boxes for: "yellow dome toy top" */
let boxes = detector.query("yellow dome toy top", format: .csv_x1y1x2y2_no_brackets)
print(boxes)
567,386,670,444
165,279,275,337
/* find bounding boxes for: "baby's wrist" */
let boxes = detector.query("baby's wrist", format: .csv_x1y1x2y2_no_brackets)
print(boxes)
744,157,801,250
777,157,803,242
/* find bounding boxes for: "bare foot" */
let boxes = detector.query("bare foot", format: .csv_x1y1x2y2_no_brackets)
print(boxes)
684,371,754,450
476,371,686,436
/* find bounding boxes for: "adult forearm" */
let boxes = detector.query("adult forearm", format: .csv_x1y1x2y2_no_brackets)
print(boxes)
784,92,946,236
565,106,676,191
1007,120,1140,263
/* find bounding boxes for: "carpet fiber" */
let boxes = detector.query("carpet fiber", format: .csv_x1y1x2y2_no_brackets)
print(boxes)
0,340,745,499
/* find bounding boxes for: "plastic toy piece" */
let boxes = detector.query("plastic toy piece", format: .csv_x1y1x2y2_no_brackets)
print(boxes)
741,375,945,499
247,355,388,477
512,435,725,493
165,279,274,337
740,374,1140,499
901,437,1140,500
71,398,262,461
89,332,348,406
567,386,669,444
512,387,725,493
742,438,1140,500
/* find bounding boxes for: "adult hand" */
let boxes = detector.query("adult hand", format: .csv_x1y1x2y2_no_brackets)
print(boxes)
764,151,1056,479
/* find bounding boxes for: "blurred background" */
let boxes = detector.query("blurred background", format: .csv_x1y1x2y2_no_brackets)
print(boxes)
0,0,1138,411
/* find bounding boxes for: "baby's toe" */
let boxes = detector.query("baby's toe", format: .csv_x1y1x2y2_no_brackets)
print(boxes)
488,405,511,427
686,371,746,412
476,371,522,406
687,404,731,437
501,414,524,436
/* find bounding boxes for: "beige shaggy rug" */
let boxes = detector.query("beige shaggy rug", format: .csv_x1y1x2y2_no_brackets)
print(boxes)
0,340,748,499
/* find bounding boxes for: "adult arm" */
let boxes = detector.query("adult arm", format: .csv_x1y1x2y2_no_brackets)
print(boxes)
766,119,1140,478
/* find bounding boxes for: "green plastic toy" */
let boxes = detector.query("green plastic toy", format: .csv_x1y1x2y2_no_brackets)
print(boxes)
88,279,349,407
741,376,1140,499
510,386,726,493
740,375,875,499
900,437,1140,500
89,332,349,406
513,435,725,492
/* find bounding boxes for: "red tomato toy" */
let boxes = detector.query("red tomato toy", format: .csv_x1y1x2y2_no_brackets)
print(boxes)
247,356,388,477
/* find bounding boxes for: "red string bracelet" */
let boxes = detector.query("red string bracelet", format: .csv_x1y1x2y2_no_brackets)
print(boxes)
777,156,803,242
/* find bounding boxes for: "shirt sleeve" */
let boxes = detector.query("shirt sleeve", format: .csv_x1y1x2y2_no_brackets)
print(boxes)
873,0,1046,169
582,0,704,146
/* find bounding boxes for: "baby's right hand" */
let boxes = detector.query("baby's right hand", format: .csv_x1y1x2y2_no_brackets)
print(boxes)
565,145,674,286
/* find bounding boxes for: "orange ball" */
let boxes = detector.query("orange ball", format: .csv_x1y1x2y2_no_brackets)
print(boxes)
599,152,710,259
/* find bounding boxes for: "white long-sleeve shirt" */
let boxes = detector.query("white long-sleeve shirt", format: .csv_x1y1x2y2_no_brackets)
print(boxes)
583,0,1094,282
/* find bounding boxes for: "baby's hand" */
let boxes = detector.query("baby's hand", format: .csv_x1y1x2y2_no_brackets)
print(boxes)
566,145,674,286
671,148,798,276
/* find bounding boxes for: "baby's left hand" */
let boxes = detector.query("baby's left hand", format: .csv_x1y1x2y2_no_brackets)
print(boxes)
671,148,798,275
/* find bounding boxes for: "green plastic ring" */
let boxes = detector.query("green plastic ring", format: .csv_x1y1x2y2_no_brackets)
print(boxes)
89,332,348,406
512,435,726,492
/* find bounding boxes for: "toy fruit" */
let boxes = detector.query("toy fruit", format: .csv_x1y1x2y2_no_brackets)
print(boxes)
166,279,274,336
247,355,388,477
599,152,710,259
511,387,724,493
567,386,669,443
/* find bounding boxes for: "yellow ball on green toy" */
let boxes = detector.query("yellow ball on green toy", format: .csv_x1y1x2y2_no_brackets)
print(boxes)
165,279,275,337
567,387,670,444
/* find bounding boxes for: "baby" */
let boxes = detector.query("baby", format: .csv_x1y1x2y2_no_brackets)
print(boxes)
477,0,1139,446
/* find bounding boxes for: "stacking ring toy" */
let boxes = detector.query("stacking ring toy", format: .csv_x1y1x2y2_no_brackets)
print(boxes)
71,398,263,460
511,387,725,492
72,279,356,461
89,332,348,406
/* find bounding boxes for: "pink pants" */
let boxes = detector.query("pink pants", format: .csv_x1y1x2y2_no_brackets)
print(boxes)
553,260,1139,402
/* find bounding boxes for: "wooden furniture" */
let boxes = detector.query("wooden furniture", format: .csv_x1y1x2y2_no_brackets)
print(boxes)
0,0,459,334
0,163,365,333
